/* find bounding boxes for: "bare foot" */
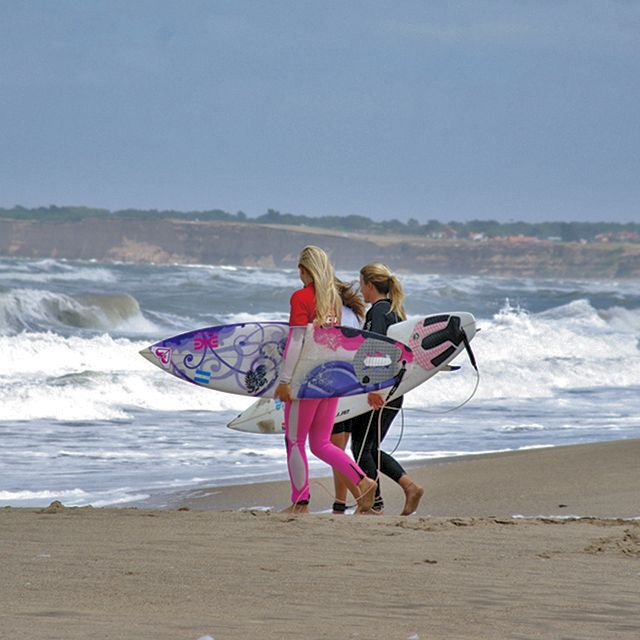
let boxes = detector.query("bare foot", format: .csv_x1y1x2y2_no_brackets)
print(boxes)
355,505,385,515
400,482,424,516
281,502,309,514
356,477,377,512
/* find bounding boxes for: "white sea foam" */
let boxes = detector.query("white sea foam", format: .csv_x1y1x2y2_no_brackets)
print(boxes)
0,488,89,503
221,311,289,324
0,488,151,508
401,300,640,411
0,331,252,420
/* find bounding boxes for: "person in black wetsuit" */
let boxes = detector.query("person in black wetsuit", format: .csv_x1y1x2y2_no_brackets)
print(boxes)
350,262,424,516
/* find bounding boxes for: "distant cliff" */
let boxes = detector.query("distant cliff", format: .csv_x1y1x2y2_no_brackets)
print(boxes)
2,217,640,279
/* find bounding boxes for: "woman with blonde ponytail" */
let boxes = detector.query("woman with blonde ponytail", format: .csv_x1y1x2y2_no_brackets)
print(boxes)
274,246,377,514
352,262,424,516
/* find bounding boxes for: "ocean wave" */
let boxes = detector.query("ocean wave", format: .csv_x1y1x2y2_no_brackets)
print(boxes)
0,331,253,420
401,300,640,406
0,488,89,502
221,311,290,324
0,487,150,508
0,288,159,335
4,260,640,509
3,292,638,421
598,305,640,334
491,297,640,335
0,258,117,284
536,298,606,328
90,493,152,508
492,423,549,433
156,263,297,289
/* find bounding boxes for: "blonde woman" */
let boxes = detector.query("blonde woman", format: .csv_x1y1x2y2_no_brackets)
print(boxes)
274,247,377,514
351,262,424,516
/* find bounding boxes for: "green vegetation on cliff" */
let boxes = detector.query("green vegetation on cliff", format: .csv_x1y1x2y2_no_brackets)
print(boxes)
1,205,638,243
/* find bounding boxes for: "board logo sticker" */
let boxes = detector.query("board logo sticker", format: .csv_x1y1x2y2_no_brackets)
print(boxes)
194,332,220,350
194,369,211,384
151,346,172,368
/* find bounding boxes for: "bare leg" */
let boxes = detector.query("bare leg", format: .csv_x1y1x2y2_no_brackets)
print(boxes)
398,474,424,516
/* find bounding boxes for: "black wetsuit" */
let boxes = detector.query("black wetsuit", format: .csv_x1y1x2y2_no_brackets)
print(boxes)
349,300,406,507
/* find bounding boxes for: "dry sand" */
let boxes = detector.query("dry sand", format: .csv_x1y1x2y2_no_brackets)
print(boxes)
1,439,639,639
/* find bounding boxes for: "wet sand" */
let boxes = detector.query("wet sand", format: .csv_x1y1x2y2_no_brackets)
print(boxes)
1,439,639,639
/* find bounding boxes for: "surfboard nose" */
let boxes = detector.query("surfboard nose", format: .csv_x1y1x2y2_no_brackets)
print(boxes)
139,347,155,363
139,346,173,367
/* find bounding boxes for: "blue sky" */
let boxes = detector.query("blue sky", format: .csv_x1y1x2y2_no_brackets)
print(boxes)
1,0,638,223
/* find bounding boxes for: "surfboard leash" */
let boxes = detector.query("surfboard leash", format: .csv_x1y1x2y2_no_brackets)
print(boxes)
385,367,480,416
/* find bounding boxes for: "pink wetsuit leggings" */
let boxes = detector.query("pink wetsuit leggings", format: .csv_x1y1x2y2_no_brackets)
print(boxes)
285,397,365,504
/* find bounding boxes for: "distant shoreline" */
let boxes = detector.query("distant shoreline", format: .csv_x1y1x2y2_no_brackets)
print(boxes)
2,217,640,279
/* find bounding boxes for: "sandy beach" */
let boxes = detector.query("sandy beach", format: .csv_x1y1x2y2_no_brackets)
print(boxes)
2,439,639,640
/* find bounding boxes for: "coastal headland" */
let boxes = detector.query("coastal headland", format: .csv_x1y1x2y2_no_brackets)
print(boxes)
2,217,640,278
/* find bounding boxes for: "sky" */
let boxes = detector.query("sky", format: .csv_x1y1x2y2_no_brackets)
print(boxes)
1,1,639,224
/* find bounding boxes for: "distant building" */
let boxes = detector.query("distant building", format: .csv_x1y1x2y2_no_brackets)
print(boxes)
615,230,640,243
430,226,458,240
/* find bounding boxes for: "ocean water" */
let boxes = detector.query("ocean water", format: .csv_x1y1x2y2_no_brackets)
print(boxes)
1,257,639,508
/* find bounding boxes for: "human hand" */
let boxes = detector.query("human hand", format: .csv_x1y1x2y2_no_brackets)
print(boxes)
367,392,386,410
274,382,293,403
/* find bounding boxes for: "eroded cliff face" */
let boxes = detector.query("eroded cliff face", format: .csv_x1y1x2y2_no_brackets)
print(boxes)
1,218,640,279
0,218,379,269
392,240,640,279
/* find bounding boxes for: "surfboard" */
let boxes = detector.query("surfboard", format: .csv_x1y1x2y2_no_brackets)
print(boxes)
139,322,413,399
227,311,477,434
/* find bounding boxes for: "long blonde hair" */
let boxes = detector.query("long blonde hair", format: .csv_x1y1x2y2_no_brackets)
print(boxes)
359,262,407,321
298,246,342,326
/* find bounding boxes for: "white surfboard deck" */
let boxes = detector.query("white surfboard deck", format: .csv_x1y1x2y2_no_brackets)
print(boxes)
140,321,413,399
